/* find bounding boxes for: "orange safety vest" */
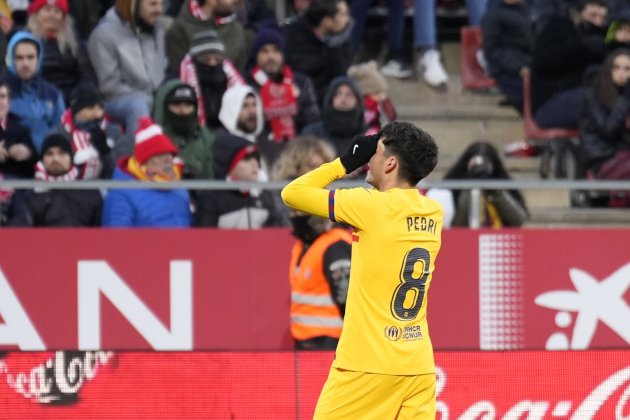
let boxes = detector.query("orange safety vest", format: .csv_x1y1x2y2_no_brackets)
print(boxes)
289,227,351,341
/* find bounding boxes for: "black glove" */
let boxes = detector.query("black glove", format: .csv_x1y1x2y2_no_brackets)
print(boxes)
88,127,110,156
339,134,379,174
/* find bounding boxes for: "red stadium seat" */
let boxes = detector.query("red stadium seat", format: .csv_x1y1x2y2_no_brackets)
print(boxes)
460,26,496,90
521,71,580,180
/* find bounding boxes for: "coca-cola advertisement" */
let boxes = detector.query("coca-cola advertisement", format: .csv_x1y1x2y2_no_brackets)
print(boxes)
0,229,629,351
0,350,628,419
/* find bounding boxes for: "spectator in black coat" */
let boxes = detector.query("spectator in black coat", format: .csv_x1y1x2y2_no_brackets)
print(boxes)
283,0,353,106
8,133,102,227
0,81,36,180
531,0,608,129
26,0,97,104
481,0,533,112
579,48,630,186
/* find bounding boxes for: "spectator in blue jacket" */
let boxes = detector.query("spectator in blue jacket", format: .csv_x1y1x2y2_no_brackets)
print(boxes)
102,117,192,227
3,31,66,153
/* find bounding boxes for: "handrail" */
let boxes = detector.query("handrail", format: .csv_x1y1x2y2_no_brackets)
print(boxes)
1,179,630,191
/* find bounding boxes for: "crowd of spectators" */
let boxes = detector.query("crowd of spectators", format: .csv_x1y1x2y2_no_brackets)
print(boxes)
0,0,629,228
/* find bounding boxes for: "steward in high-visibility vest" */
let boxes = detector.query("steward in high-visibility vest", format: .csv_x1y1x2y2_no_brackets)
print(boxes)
289,215,352,350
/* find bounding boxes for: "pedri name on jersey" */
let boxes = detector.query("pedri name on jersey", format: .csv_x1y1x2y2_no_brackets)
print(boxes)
406,216,438,235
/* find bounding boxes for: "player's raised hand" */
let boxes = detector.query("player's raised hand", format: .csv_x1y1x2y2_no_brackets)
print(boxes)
339,133,380,174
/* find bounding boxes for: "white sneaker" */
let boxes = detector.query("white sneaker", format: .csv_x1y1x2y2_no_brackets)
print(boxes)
419,49,449,90
381,59,413,79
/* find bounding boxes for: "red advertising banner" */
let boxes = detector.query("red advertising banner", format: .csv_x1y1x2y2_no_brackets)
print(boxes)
0,350,628,419
0,229,629,351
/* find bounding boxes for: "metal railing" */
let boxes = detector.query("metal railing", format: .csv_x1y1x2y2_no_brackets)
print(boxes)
2,179,630,228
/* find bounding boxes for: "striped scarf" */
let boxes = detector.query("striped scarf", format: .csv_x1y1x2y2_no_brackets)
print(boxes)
34,161,80,182
179,53,245,125
60,109,105,180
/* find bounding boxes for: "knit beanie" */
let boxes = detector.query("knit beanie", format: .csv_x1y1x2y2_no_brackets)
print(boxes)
212,134,259,179
69,82,103,115
347,60,388,96
41,132,73,157
250,25,285,63
28,0,69,15
166,84,197,104
189,30,225,57
133,117,179,164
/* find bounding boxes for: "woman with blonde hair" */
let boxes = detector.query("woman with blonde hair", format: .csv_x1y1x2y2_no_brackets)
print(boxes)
26,0,96,103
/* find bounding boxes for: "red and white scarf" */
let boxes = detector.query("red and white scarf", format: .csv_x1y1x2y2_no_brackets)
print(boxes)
60,109,105,180
363,95,397,136
179,53,245,124
34,161,80,182
251,65,298,141
188,0,236,24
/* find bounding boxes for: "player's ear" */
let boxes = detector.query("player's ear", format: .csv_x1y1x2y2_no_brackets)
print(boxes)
384,155,397,174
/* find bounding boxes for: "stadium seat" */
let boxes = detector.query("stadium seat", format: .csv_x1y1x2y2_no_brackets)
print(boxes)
460,26,496,90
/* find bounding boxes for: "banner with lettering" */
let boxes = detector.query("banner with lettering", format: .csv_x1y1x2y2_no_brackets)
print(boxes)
0,229,629,351
0,351,628,419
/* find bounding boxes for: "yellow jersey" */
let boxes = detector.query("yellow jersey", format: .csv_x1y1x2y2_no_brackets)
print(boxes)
282,159,443,375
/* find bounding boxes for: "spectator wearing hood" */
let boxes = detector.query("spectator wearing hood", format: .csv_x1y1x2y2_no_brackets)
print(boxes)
246,24,320,142
26,0,97,104
218,83,283,174
3,31,65,153
102,117,192,227
153,79,215,179
8,133,103,227
531,0,608,129
167,0,247,72
87,0,167,135
57,82,130,179
195,133,282,228
178,29,245,129
301,76,365,158
283,0,353,106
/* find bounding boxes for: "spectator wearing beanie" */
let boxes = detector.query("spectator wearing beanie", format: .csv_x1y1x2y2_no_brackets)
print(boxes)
167,0,247,72
4,31,65,153
57,82,130,179
7,132,103,227
87,0,167,135
26,0,97,104
195,133,283,228
102,117,192,227
178,29,245,129
347,60,397,135
153,79,216,179
246,24,320,142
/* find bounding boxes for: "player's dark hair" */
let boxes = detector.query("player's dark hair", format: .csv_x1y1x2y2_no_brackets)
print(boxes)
380,121,438,185
305,0,341,28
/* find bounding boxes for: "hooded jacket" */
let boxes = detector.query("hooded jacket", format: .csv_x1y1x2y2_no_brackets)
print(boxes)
195,133,281,228
4,31,66,153
301,76,365,155
87,4,166,101
166,0,247,71
153,79,215,179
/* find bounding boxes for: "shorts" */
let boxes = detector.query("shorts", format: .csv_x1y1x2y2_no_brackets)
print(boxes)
313,367,436,419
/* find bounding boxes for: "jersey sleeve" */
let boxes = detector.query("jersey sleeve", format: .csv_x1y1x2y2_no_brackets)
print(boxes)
281,158,381,231
281,158,346,219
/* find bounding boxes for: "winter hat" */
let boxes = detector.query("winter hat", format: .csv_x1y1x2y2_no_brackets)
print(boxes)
190,30,225,57
41,132,73,156
347,60,388,96
166,84,197,104
133,117,179,164
69,82,103,115
213,134,259,179
28,0,68,15
250,25,285,62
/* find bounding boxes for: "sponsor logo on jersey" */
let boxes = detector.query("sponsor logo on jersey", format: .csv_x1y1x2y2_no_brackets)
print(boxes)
402,325,423,341
383,325,402,341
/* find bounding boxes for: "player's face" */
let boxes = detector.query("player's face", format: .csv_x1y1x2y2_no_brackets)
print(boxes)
365,139,387,187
